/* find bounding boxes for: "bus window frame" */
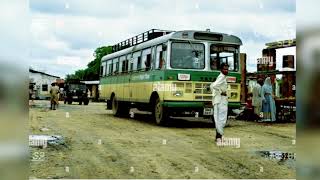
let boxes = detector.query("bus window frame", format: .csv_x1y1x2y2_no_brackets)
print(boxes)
127,53,133,72
209,44,240,72
119,55,126,73
170,41,205,70
141,48,152,71
104,42,170,76
155,45,162,70
155,43,167,70
100,66,103,77
112,58,119,74
100,61,106,77
151,46,157,70
106,60,113,76
132,51,141,72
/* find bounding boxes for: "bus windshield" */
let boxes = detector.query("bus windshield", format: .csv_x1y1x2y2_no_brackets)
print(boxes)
210,45,239,71
171,42,205,69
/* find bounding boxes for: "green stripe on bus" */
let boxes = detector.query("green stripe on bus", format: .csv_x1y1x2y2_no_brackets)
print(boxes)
162,101,241,108
162,101,204,108
100,70,241,84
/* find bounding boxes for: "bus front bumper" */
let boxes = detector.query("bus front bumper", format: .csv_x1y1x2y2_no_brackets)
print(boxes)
162,101,241,117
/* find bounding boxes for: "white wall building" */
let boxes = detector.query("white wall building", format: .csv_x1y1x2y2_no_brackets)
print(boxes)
29,68,60,99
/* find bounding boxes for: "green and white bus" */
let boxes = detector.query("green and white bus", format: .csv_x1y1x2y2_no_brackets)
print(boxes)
99,29,242,125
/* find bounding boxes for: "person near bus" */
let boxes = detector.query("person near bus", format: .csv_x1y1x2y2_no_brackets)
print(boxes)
260,77,276,122
252,78,263,116
210,63,229,143
50,82,60,110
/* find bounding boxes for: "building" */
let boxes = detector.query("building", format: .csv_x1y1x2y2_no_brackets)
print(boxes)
29,68,60,100
80,80,100,101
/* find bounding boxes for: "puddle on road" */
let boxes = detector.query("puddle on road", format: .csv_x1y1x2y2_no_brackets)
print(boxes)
256,150,296,169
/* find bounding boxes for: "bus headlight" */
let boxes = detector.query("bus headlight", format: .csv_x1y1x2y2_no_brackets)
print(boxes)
172,91,183,97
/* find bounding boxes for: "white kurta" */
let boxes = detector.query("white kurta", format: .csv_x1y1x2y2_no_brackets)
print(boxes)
210,72,228,135
252,83,262,115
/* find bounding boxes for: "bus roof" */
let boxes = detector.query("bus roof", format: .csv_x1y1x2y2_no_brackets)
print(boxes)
102,30,242,62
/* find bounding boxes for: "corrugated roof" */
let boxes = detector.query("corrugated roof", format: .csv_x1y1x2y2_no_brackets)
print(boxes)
29,68,60,78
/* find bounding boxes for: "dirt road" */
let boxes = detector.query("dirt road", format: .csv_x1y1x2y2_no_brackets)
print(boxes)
29,100,295,179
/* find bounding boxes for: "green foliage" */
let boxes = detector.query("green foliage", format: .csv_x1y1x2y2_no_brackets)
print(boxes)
65,46,112,82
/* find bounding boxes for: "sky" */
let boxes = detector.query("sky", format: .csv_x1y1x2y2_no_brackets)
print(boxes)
27,0,296,78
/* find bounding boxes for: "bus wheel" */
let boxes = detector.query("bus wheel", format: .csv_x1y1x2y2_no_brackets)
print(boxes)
112,96,120,116
112,96,129,116
154,98,168,125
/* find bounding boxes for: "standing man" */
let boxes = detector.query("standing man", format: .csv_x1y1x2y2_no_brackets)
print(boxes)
252,78,263,117
50,82,60,110
210,63,229,143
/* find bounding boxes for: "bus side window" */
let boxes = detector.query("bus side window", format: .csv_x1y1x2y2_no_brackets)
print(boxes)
156,45,161,69
127,54,132,72
115,61,119,74
142,48,152,71
137,57,141,70
145,54,151,71
159,51,163,69
105,62,108,76
113,58,119,74
125,59,129,72
106,60,112,76
109,64,113,75
151,46,157,70
103,62,106,76
156,44,166,69
132,51,141,71
100,61,106,77
119,55,126,73
107,60,113,76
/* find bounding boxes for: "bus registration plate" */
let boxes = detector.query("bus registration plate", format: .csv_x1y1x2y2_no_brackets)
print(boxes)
203,108,213,115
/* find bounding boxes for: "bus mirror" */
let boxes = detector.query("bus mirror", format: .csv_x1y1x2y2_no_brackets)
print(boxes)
162,44,167,51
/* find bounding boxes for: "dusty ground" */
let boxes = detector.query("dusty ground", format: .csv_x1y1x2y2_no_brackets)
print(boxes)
29,100,296,179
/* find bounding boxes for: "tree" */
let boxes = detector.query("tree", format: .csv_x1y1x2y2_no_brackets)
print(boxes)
65,46,112,82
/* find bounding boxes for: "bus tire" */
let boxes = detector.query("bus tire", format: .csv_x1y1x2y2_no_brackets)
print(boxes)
153,97,168,125
112,96,129,117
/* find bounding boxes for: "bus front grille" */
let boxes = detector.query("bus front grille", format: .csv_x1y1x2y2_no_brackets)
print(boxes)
194,82,212,101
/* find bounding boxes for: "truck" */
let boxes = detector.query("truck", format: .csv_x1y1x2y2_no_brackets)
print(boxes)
64,81,89,105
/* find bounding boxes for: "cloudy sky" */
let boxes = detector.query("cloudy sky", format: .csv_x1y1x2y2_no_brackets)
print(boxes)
28,0,296,78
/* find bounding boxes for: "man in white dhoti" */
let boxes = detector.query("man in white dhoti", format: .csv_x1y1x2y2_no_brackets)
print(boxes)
210,63,229,142
252,78,263,116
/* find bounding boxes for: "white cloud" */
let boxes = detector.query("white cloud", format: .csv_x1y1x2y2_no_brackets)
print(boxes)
56,56,83,67
0,0,29,67
28,0,296,78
